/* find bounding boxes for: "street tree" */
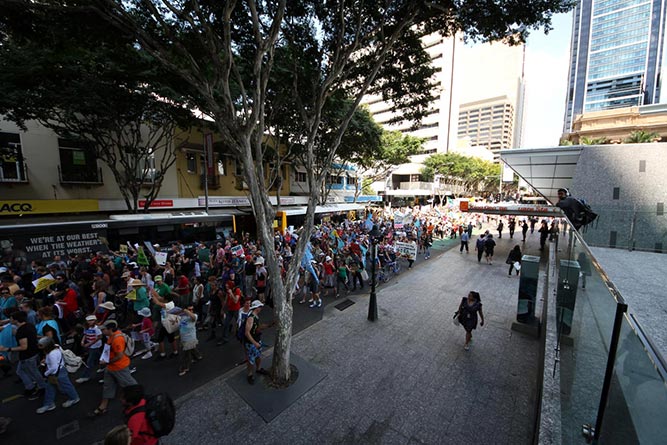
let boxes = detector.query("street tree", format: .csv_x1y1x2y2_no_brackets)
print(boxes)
0,3,194,213
350,130,424,202
421,152,500,195
91,0,574,386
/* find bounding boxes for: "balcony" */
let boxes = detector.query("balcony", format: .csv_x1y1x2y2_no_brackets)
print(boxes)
58,165,103,185
0,162,29,183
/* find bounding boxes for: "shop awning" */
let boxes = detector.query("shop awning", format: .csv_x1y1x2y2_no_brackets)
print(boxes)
500,147,583,205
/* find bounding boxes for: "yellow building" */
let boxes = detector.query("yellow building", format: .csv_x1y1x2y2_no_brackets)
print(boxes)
564,104,667,144
173,127,290,199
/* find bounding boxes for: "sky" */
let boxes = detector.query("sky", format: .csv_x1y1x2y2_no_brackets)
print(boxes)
522,13,574,148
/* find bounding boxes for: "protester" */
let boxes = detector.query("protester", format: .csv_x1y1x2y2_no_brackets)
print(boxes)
244,300,270,385
506,245,522,276
76,314,104,383
121,385,158,445
88,320,137,417
0,311,46,400
178,303,202,376
36,336,80,413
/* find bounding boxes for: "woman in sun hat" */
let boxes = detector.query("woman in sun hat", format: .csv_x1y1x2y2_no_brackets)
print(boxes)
128,279,149,320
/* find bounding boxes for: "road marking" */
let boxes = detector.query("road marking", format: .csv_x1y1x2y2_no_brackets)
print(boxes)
2,394,23,403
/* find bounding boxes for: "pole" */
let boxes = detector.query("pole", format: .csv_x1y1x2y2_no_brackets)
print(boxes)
368,239,378,321
203,133,212,213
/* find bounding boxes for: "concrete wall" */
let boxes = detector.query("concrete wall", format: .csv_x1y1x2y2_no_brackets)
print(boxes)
571,143,667,252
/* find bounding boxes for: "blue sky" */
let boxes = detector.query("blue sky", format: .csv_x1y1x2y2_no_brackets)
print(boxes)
522,13,573,147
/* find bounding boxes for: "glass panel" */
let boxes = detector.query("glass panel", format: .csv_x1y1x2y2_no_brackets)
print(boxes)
555,225,619,444
577,206,666,252
598,318,667,444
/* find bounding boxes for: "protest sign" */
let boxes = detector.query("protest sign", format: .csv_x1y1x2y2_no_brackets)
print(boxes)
154,251,168,266
231,245,244,257
395,241,417,260
32,274,56,293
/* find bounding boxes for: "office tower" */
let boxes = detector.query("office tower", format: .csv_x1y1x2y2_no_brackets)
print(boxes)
362,35,525,162
563,0,667,133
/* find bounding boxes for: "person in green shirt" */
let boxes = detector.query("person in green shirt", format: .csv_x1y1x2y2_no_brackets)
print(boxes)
153,275,171,299
129,279,150,314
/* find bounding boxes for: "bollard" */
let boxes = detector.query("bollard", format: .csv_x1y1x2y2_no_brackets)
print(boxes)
511,254,541,337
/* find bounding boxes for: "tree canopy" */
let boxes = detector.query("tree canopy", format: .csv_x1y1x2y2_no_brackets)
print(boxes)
421,152,500,194
0,2,195,212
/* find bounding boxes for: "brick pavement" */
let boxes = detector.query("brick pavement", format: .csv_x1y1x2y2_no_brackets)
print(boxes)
164,230,543,445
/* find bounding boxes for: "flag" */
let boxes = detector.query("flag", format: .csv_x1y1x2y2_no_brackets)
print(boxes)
364,211,374,231
301,242,319,285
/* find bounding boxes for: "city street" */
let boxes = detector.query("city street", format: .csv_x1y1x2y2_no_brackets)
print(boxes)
0,236,461,444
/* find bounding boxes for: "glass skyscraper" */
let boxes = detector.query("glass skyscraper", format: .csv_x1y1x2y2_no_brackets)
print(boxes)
564,0,667,132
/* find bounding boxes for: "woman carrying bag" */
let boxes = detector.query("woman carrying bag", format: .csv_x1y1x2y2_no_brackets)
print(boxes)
36,336,80,414
506,245,522,276
454,291,485,351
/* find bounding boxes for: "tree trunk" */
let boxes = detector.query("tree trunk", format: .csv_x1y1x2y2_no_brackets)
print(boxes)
270,278,293,385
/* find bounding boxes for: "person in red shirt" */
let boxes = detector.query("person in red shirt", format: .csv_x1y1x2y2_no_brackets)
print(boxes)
122,384,158,445
219,281,241,345
57,284,79,319
174,274,190,307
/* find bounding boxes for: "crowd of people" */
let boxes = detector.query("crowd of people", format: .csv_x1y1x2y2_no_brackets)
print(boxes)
0,200,568,443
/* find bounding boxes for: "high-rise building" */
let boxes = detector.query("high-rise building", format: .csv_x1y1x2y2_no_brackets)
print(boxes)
563,0,667,133
362,35,525,163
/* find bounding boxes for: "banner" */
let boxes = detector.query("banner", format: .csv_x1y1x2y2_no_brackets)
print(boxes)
395,241,417,261
19,229,108,261
154,252,168,266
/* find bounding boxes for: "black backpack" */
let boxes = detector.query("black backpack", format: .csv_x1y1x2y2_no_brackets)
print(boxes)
127,393,175,438
575,199,598,227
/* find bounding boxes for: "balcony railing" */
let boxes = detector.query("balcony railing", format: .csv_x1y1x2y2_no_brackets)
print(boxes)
537,217,667,443
58,165,103,185
0,162,29,183
398,181,434,190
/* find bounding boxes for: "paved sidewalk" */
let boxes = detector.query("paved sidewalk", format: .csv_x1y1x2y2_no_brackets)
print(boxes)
165,231,543,444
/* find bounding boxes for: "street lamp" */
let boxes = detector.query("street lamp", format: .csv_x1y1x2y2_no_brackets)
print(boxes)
368,224,381,321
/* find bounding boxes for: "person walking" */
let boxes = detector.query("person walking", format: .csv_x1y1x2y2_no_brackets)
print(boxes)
508,218,516,239
0,311,46,400
121,385,158,445
484,234,496,265
456,291,485,351
475,235,486,263
497,219,504,238
75,315,103,383
178,303,202,376
521,220,529,242
88,320,138,417
538,220,549,251
36,336,80,413
244,300,270,385
219,280,241,345
460,231,470,254
506,245,522,276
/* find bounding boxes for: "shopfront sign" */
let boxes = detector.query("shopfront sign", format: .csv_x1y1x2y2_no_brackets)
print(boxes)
0,200,99,216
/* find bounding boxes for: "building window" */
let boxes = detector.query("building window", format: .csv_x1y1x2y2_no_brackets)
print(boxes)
348,176,357,186
639,160,646,172
58,139,101,183
186,153,197,174
0,132,26,182
217,159,226,176
137,156,156,183
612,187,620,200
295,171,307,183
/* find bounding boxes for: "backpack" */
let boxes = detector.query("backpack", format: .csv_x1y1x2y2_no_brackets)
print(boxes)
574,199,598,227
61,348,84,373
126,393,176,438
236,312,250,342
114,332,135,356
